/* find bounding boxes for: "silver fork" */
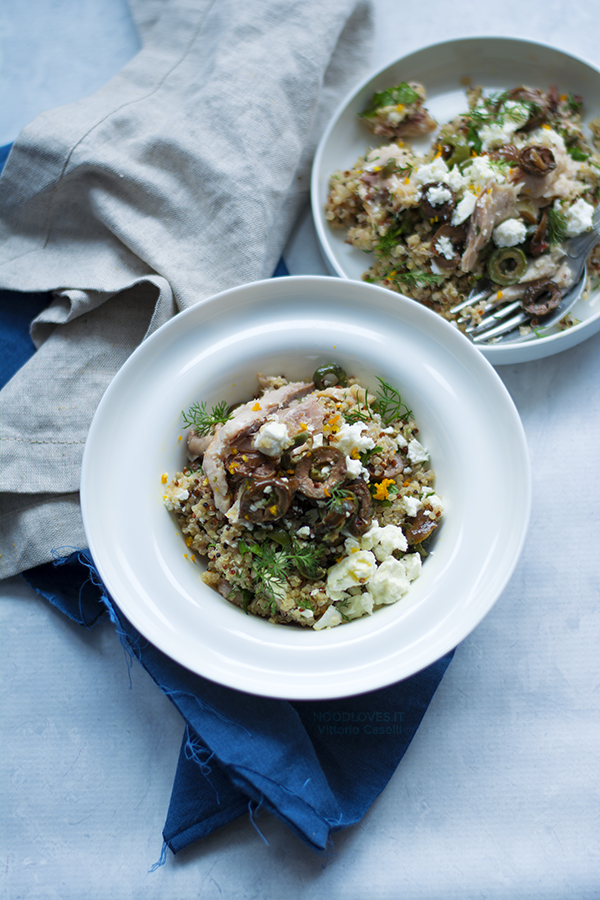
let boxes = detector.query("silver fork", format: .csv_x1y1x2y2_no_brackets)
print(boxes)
450,205,600,345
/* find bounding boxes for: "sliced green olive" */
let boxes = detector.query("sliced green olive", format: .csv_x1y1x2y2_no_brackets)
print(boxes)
440,133,470,167
487,247,528,286
313,363,348,390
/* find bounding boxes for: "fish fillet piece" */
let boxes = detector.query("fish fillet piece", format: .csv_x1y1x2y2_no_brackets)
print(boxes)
461,182,521,272
203,381,314,512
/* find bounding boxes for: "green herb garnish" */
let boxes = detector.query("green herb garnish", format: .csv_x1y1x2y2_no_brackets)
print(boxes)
361,82,420,119
567,146,590,162
566,92,583,116
373,377,412,425
344,387,375,423
239,537,327,608
388,269,445,288
359,445,383,465
182,400,232,435
547,207,568,245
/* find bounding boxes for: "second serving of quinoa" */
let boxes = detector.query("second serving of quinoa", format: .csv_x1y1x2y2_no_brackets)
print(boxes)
163,365,443,629
325,81,600,334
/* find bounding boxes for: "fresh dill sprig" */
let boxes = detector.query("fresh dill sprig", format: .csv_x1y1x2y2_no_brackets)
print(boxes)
182,400,232,436
344,387,375,423
238,536,327,608
389,269,445,288
373,377,412,425
375,219,408,256
323,485,356,509
547,207,568,245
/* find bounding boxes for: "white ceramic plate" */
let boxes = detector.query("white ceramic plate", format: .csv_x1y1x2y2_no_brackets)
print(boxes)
81,276,531,699
311,36,600,365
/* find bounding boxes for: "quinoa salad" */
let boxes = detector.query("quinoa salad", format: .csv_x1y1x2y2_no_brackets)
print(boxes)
325,82,600,333
162,365,443,629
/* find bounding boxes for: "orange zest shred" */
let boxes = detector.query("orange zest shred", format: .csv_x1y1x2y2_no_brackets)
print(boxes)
373,478,395,501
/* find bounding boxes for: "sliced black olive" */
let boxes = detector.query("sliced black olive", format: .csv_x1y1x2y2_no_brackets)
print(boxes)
420,182,455,221
295,448,347,499
239,478,295,524
518,145,556,177
489,143,521,165
431,224,466,270
313,363,348,390
487,247,528,286
318,491,359,533
529,209,550,257
405,509,438,545
227,451,276,483
521,279,562,318
347,480,374,537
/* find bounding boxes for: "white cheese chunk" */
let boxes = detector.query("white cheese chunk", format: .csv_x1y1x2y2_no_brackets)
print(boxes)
368,557,411,605
407,438,429,464
493,217,527,247
313,605,343,630
252,421,293,457
326,550,377,600
564,198,594,237
451,190,477,225
332,422,375,455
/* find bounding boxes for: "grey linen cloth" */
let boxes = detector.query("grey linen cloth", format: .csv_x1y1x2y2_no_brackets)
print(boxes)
0,0,374,578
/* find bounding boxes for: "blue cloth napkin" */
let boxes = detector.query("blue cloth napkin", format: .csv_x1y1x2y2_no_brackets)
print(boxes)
0,259,454,855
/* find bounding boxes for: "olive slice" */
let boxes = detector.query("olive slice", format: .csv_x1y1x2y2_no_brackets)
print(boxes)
489,143,521,165
317,491,359,534
295,448,347,499
487,247,528,286
420,182,455,221
518,145,557,177
347,480,374,537
405,509,437,545
239,478,295,524
313,363,348,390
440,133,470,167
521,279,562,318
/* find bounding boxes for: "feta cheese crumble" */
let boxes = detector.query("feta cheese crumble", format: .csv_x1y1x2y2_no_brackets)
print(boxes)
435,235,455,260
407,438,429,464
564,198,594,237
493,218,527,247
253,421,293,457
332,422,376,455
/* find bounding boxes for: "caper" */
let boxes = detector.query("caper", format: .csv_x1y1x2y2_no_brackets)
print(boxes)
487,247,528,286
312,363,348,390
440,133,470,168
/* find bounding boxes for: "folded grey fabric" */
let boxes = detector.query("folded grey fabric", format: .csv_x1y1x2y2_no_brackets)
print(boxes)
0,0,374,578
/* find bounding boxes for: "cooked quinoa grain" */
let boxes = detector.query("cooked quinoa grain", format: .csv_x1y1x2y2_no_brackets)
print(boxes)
163,370,443,629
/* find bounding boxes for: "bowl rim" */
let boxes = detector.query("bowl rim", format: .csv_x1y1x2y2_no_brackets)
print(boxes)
81,274,532,698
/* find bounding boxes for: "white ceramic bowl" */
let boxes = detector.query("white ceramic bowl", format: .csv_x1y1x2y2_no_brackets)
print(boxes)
81,276,531,699
311,36,600,365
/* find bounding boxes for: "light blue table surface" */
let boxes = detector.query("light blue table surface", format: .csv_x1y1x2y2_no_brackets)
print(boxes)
1,2,599,898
